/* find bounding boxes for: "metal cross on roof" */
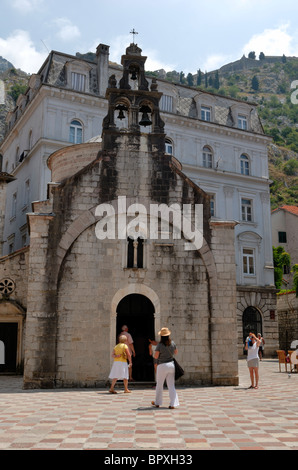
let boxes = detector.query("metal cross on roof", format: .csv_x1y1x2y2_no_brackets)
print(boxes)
130,29,138,44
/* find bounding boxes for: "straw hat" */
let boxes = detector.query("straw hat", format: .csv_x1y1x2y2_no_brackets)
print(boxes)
158,327,171,336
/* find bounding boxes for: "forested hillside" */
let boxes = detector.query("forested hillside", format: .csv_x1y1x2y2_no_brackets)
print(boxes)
149,53,298,208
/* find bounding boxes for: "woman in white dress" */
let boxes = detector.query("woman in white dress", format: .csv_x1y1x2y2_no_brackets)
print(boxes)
109,335,132,394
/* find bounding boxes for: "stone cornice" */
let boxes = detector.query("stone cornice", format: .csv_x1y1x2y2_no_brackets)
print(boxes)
182,162,272,185
162,113,271,144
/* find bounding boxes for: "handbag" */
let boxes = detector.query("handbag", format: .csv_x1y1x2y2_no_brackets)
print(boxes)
173,358,184,380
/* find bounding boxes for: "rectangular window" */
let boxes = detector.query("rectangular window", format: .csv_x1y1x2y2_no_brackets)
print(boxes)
278,231,287,243
243,248,255,275
69,121,83,144
241,198,252,222
209,194,215,217
11,193,17,219
71,72,86,92
160,95,173,113
238,114,247,130
165,141,173,155
203,150,213,168
22,233,27,247
201,106,211,122
24,179,30,208
240,156,250,175
283,265,290,274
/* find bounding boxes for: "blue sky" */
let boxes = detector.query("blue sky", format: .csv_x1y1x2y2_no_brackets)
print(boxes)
1,0,298,74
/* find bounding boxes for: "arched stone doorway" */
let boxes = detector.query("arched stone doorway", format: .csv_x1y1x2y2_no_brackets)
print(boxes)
0,301,25,374
242,306,263,345
116,294,155,382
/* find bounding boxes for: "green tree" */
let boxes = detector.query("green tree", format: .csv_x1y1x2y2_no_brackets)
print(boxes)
197,69,202,86
8,83,27,103
187,73,194,86
259,52,265,60
248,51,256,59
251,75,259,91
273,246,291,289
283,159,298,176
214,70,220,89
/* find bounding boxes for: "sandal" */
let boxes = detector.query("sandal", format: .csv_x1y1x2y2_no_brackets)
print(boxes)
109,389,117,394
168,406,175,409
151,401,159,408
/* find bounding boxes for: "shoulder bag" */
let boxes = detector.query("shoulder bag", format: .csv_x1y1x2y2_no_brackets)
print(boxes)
173,358,184,380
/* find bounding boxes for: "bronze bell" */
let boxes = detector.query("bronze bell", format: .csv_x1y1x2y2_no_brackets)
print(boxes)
116,105,126,120
130,68,138,80
139,106,152,127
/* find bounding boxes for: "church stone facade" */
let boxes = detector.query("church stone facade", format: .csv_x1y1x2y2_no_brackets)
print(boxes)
0,44,238,388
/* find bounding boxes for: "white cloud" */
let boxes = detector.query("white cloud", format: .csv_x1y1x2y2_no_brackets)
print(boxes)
202,54,235,73
200,24,298,73
11,0,44,13
0,30,47,73
142,48,176,72
104,35,176,71
54,18,81,42
242,24,297,57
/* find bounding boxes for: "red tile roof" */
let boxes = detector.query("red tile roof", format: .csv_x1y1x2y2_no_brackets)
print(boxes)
272,205,298,216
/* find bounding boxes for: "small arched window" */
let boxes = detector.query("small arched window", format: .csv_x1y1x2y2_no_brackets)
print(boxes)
165,138,173,155
240,154,250,175
202,145,213,168
69,120,83,144
127,237,144,268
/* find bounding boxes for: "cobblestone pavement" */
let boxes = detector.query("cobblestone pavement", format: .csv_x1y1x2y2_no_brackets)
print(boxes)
0,359,298,451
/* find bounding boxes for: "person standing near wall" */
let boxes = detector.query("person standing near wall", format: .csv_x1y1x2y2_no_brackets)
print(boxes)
257,333,265,360
108,335,132,394
119,325,135,381
151,327,179,409
245,333,261,389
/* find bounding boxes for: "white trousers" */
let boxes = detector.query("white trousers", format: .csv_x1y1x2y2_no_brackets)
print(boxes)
155,361,179,408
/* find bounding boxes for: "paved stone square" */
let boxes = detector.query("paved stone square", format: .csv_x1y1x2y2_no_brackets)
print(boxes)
0,359,297,451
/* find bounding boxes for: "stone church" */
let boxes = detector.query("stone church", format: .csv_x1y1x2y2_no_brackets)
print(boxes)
0,44,238,388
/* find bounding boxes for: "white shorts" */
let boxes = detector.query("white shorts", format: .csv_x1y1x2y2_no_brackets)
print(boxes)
247,358,259,368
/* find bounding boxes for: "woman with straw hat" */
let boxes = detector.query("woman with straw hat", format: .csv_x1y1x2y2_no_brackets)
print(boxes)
151,327,179,409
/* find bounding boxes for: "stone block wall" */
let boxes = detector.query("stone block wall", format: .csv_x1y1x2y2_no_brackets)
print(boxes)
0,248,29,307
277,292,298,351
22,136,238,388
236,286,278,356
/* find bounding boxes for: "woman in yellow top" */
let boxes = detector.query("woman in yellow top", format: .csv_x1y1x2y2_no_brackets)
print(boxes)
109,335,132,394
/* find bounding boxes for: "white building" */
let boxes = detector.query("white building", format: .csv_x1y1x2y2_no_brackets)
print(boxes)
0,43,278,355
272,205,298,288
